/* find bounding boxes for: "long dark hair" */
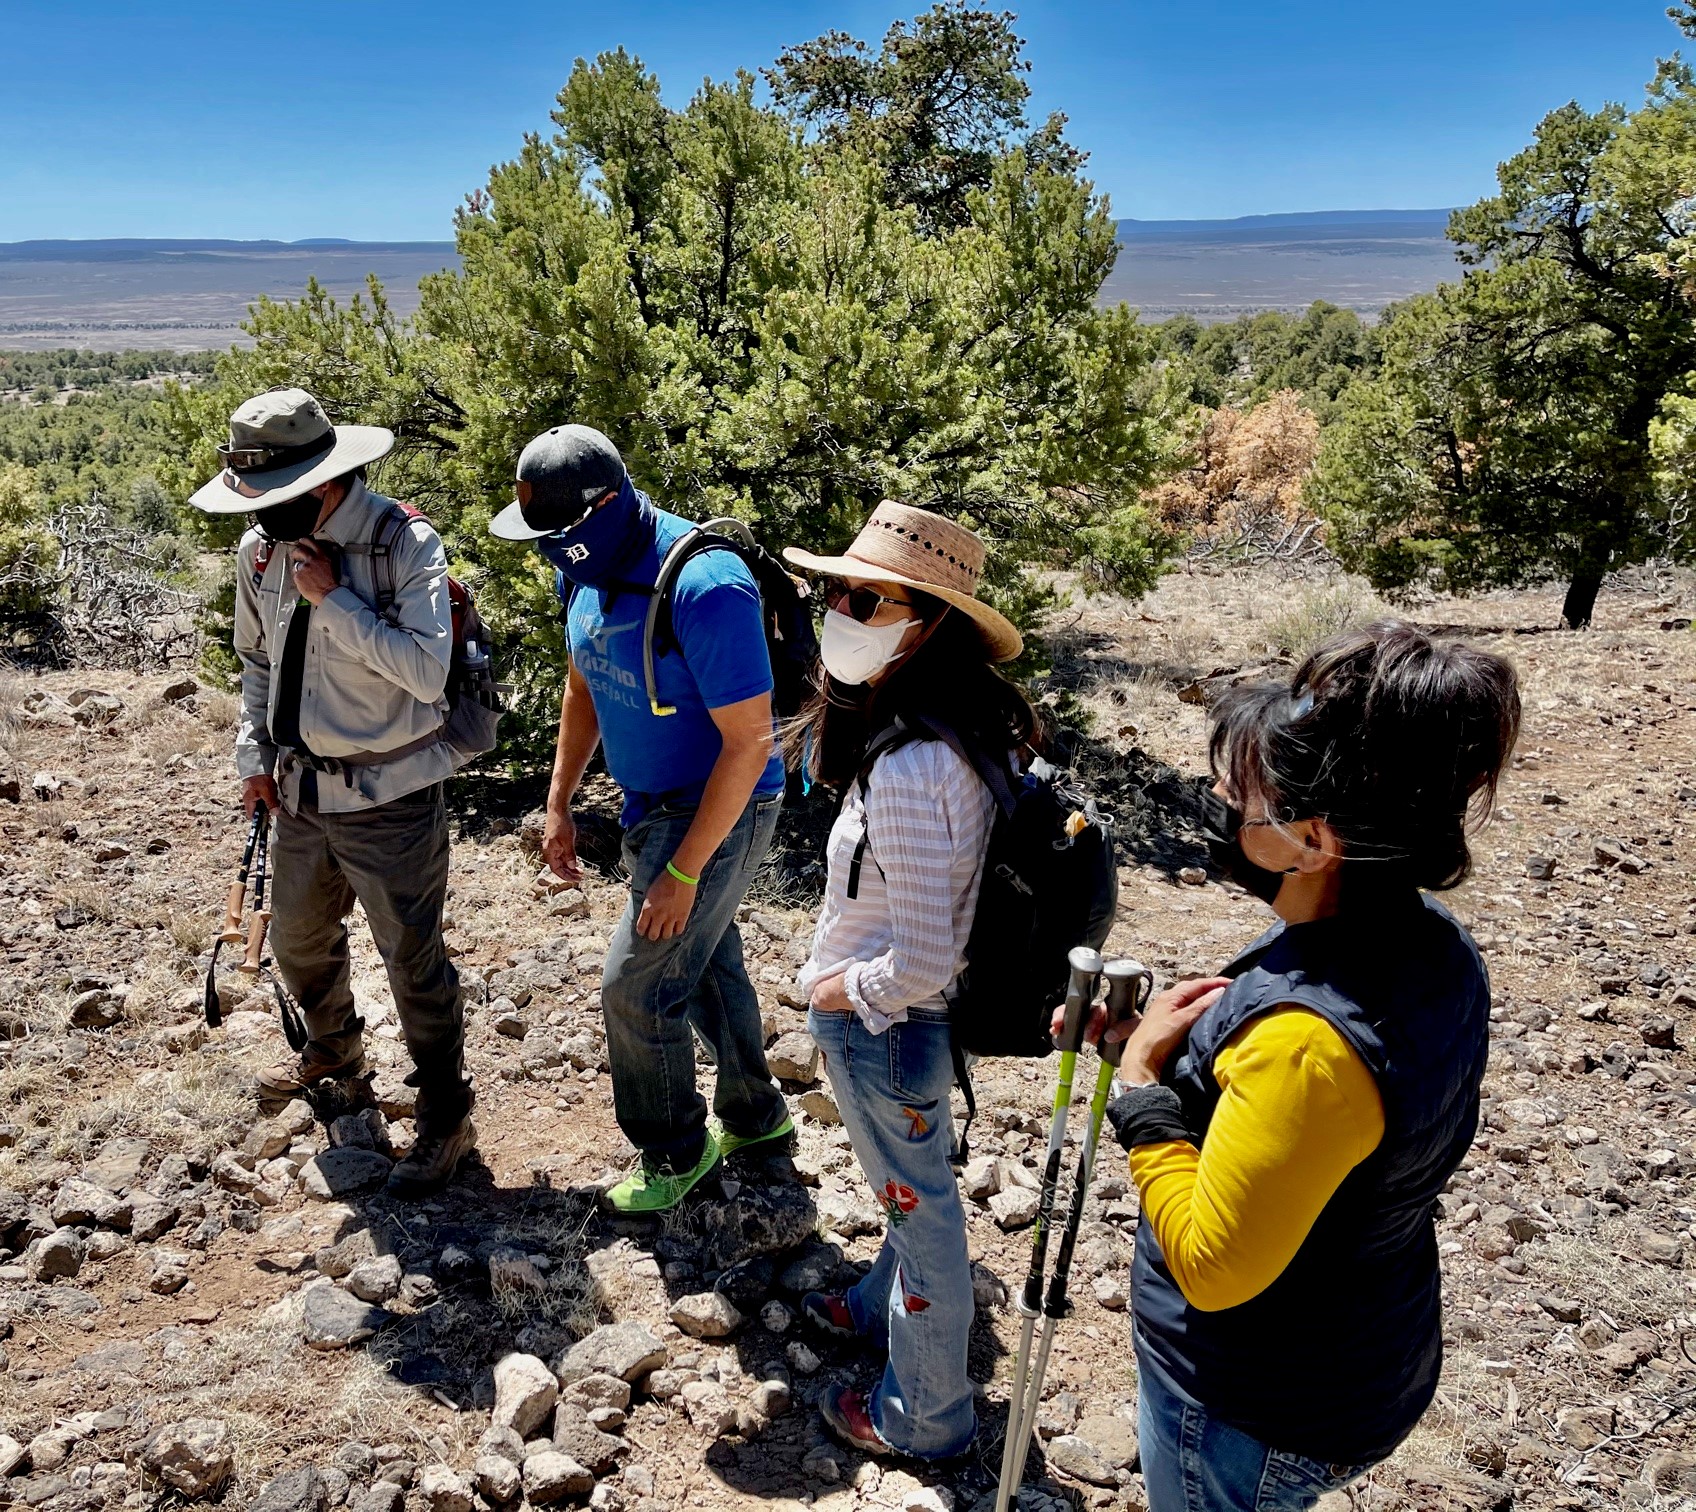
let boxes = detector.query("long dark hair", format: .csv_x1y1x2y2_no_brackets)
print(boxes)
786,592,1039,788
1209,620,1521,892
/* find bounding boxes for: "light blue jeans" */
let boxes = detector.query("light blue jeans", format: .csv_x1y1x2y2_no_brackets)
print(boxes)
601,794,787,1170
1137,1338,1376,1511
808,1007,975,1459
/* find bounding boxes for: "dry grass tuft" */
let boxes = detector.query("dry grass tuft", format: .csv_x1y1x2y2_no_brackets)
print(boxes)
147,1312,479,1492
0,666,23,765
54,878,115,924
1263,579,1391,659
37,1058,250,1164
200,690,242,730
1521,1226,1694,1328
490,1205,600,1339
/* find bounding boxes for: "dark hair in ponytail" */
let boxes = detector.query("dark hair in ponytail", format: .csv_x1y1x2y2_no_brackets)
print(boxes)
785,592,1038,788
1208,621,1521,892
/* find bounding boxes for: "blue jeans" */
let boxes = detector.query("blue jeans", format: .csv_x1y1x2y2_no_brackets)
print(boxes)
1137,1338,1376,1511
808,1007,975,1460
601,794,786,1169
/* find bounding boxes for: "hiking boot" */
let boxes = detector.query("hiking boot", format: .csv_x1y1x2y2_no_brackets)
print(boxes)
802,1291,859,1339
715,1112,796,1160
254,1048,367,1107
385,1117,477,1199
819,1386,891,1457
603,1131,721,1215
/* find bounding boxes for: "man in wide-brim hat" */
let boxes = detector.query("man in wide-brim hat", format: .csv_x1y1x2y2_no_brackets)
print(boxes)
191,386,477,1197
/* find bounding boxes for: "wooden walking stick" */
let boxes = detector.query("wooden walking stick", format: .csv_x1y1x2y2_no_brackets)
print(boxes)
220,804,265,943
239,808,272,975
204,803,266,1027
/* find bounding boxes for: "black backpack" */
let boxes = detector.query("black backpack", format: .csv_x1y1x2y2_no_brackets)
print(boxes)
643,518,818,719
850,717,1118,1157
563,518,819,719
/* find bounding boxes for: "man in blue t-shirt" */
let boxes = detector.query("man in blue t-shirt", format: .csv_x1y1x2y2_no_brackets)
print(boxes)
491,425,791,1211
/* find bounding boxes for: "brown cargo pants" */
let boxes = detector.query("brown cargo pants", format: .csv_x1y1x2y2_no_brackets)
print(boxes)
268,781,471,1132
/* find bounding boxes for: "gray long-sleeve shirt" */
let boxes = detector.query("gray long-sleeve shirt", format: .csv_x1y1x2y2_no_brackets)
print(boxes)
233,478,455,814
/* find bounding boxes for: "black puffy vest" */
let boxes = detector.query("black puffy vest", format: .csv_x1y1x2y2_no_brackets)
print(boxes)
1131,890,1490,1465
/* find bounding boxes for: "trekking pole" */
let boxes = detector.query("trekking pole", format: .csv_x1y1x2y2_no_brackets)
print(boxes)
994,946,1103,1512
235,806,311,1053
1005,959,1153,1502
239,806,271,976
203,805,265,1028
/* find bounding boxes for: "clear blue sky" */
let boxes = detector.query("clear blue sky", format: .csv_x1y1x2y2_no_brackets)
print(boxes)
0,1,1680,240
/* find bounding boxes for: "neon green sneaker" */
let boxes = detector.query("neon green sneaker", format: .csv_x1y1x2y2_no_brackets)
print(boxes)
716,1113,796,1160
603,1130,722,1214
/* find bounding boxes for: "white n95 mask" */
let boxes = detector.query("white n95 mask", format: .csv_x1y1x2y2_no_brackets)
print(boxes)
819,607,913,686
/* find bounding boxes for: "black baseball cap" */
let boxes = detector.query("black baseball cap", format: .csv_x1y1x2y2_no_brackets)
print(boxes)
489,424,627,541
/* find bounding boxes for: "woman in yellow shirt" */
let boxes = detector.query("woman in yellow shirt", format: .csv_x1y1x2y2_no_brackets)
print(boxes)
1081,621,1519,1512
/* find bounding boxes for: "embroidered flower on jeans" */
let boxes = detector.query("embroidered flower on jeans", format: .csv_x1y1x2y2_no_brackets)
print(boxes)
879,1179,919,1225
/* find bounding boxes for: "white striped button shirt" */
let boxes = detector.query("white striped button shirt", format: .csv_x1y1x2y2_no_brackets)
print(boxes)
798,737,994,1034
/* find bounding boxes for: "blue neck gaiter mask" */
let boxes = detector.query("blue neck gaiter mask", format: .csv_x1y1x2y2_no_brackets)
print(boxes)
537,476,656,587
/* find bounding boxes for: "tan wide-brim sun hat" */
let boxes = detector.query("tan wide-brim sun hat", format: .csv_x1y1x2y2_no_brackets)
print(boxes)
189,386,394,515
783,500,1022,663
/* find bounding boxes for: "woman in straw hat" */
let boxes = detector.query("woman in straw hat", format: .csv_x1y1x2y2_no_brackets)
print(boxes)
782,501,1029,1460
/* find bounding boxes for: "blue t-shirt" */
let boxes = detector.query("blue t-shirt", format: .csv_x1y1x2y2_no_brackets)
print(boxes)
564,508,786,826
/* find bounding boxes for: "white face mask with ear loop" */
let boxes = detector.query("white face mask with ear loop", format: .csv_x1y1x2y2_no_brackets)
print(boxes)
819,607,915,686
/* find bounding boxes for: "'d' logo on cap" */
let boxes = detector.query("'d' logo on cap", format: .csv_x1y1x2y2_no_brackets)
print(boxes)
562,542,590,564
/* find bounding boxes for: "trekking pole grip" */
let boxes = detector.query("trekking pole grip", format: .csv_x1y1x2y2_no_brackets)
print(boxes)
1099,959,1153,1070
1054,946,1105,1055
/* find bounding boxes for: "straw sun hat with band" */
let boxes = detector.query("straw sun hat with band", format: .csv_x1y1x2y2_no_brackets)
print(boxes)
189,387,394,535
782,501,1022,665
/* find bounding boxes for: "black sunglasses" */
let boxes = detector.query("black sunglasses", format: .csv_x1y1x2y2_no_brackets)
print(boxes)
823,577,913,624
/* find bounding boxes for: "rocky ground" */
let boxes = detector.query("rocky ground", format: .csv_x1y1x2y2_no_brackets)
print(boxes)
0,565,1693,1512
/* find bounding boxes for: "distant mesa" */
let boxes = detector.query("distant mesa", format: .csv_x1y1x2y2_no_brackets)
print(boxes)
1116,208,1454,236
0,211,1468,350
0,238,456,263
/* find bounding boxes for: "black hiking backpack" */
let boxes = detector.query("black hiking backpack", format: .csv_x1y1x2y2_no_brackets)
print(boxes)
850,717,1119,1158
562,517,818,719
642,518,818,719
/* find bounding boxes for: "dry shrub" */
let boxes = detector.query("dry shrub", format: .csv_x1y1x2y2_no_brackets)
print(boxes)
1263,579,1389,659
1148,391,1322,550
0,666,23,764
199,689,241,729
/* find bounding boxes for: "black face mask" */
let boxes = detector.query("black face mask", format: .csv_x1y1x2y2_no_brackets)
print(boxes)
254,492,323,542
1202,792,1296,906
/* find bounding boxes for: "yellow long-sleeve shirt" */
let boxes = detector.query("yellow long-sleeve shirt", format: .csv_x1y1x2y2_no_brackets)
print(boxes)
1129,1007,1386,1313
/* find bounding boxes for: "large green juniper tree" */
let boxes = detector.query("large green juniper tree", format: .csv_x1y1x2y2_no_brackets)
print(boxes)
165,5,1176,749
1310,16,1696,628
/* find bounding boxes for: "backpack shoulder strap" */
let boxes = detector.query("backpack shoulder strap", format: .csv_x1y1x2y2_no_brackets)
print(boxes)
339,500,416,625
844,719,917,901
642,520,756,716
905,715,1020,817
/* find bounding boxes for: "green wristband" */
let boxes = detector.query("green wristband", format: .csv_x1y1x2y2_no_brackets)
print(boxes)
665,860,699,887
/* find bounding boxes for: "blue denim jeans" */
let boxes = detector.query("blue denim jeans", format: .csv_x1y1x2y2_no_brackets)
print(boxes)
1137,1337,1376,1511
601,794,786,1169
808,1007,975,1460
